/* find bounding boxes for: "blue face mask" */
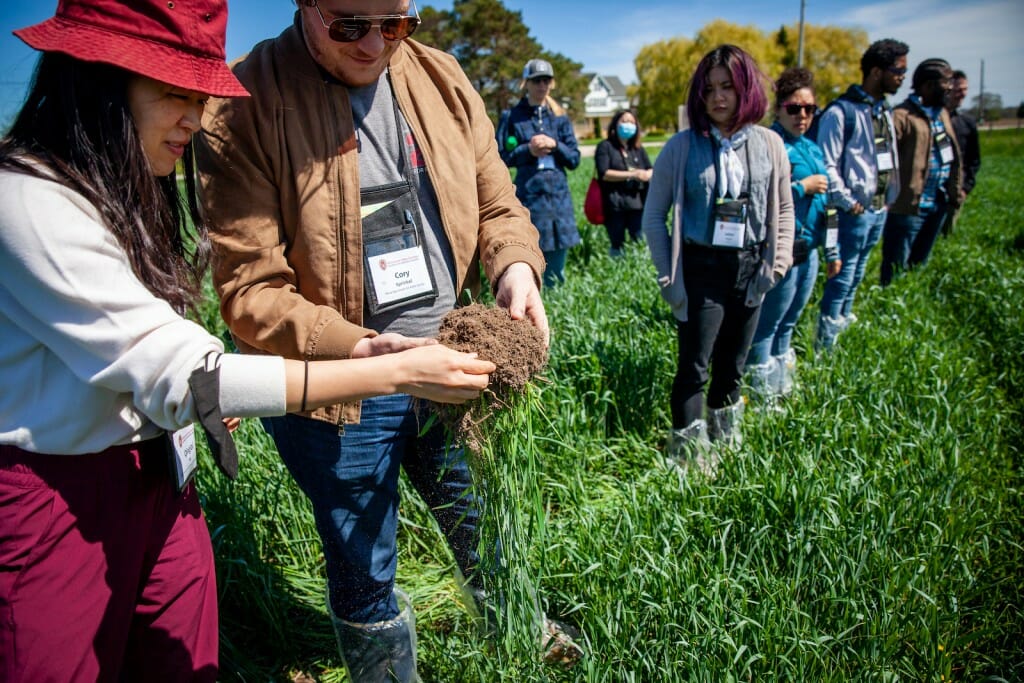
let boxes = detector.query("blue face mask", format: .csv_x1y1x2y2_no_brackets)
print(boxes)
616,122,637,140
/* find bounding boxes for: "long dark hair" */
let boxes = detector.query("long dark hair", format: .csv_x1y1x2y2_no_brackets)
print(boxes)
0,53,209,312
606,109,643,150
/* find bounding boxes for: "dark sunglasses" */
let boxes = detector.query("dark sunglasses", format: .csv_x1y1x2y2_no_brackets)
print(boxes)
529,76,553,85
886,66,908,76
782,103,816,116
308,1,420,43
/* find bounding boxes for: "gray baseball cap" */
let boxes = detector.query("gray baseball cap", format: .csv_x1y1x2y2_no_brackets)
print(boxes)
523,59,554,81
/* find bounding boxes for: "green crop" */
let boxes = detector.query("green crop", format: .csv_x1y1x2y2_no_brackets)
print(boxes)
197,129,1024,681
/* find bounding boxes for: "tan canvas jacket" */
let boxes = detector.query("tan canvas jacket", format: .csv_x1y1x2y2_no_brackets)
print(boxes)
197,15,544,425
890,100,963,215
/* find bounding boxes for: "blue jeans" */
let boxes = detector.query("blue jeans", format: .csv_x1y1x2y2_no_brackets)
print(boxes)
819,207,886,319
881,204,946,285
542,248,568,288
747,248,819,365
262,395,479,624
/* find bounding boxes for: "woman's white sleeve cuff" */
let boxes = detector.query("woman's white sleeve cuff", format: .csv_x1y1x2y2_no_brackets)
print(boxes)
217,354,287,417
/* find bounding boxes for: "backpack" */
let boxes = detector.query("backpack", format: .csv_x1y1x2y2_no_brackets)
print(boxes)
807,95,856,146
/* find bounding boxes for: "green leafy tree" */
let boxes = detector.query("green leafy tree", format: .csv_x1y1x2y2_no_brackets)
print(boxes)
634,37,693,131
415,0,584,122
636,20,864,131
776,24,869,101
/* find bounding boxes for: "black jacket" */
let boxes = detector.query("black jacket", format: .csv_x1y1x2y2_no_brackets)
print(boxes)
595,139,652,212
948,108,981,195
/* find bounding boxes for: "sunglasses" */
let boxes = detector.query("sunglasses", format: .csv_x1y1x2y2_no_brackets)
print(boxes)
886,66,908,76
308,1,420,43
782,103,816,116
529,76,553,85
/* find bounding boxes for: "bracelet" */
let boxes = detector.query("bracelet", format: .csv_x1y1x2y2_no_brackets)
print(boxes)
300,359,309,412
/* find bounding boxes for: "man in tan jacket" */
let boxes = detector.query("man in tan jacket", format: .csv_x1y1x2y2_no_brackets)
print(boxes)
880,58,962,285
196,1,569,678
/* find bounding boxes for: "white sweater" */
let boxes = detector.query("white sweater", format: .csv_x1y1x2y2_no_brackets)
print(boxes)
0,169,286,454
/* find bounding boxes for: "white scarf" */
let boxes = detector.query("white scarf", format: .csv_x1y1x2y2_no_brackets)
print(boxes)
710,125,750,199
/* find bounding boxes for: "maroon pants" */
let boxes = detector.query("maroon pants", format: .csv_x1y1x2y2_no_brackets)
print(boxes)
0,440,218,682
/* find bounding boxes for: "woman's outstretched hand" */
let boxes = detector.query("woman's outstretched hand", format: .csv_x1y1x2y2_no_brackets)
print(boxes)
394,344,496,404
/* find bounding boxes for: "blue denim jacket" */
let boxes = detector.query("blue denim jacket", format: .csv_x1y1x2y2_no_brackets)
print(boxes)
497,98,581,251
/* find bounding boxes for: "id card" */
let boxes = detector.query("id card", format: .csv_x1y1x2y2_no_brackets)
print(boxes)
537,155,555,170
825,208,839,249
875,137,893,172
876,150,893,172
168,424,197,492
935,131,954,164
712,198,748,249
367,244,434,307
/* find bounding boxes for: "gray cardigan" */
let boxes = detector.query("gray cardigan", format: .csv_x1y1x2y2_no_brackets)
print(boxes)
641,126,795,322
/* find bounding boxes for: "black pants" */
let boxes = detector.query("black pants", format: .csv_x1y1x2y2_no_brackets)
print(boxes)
671,244,762,428
604,208,643,250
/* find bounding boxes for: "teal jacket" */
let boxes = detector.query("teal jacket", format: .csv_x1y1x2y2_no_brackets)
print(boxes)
771,122,839,262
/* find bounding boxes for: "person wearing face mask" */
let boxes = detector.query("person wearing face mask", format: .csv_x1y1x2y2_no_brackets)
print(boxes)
746,67,842,403
881,58,962,285
595,109,653,257
497,59,582,287
642,45,794,472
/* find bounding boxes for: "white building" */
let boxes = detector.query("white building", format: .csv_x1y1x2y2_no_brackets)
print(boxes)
583,73,631,138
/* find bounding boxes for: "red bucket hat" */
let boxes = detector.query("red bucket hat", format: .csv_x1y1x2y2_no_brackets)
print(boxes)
13,0,249,98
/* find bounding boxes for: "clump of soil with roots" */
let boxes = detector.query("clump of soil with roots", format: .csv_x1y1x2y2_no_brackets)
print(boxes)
433,303,548,452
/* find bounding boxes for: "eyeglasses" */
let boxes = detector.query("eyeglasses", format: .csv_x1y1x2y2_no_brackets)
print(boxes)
307,1,420,43
782,103,816,116
529,76,553,85
886,66,908,76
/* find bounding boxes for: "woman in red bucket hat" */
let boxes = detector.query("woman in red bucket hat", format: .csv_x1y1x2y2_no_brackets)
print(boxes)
0,1,496,681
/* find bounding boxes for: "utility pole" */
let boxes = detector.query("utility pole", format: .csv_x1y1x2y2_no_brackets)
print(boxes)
978,59,985,123
797,0,806,66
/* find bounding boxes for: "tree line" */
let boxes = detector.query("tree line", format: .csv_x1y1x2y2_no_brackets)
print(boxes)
417,0,1012,131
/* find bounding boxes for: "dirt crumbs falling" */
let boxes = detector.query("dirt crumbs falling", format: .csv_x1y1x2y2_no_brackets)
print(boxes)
434,303,548,452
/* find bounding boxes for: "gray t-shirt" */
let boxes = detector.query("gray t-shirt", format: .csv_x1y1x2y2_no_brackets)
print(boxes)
348,72,457,337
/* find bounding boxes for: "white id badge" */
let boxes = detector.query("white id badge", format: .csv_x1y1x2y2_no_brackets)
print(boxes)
537,155,555,170
825,208,839,248
876,151,893,172
712,197,748,249
169,424,197,492
712,217,746,249
826,228,839,249
368,244,434,307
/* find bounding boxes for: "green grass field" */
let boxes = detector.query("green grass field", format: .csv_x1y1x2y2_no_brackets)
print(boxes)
199,129,1023,681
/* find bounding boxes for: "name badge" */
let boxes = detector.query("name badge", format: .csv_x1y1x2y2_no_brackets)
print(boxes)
168,424,197,492
367,244,434,307
876,151,893,172
935,131,954,164
825,208,839,248
875,137,893,172
712,198,748,249
537,155,556,170
361,187,439,315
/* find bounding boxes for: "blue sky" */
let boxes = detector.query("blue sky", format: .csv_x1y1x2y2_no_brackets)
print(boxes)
2,0,1021,125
